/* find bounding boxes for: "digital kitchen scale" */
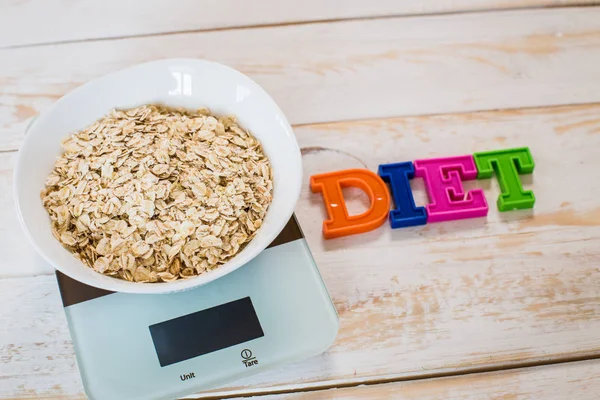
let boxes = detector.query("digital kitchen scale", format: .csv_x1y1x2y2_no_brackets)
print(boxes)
56,216,339,400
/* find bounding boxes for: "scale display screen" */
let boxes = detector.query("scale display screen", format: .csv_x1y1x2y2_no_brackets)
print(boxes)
149,297,264,367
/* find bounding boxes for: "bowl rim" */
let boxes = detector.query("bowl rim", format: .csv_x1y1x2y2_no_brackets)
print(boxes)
14,57,302,294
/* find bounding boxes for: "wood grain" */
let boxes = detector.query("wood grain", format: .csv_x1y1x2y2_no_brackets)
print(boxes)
236,360,600,400
3,7,600,150
2,103,600,398
1,0,596,48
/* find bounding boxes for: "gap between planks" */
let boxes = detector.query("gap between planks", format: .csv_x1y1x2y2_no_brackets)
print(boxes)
2,3,598,50
0,0,597,48
291,100,600,130
226,359,600,400
191,353,600,399
7,100,600,154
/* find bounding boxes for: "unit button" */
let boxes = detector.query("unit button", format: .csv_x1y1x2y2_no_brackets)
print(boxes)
180,372,196,381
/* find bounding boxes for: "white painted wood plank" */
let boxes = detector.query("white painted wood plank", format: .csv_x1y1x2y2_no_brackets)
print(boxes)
237,360,600,400
0,274,85,400
0,0,595,48
2,104,600,397
0,152,50,278
3,8,600,151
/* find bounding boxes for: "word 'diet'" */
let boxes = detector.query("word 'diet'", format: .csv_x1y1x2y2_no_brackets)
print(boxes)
310,147,535,239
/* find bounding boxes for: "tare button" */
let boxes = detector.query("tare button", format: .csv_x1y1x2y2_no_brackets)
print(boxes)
240,349,258,367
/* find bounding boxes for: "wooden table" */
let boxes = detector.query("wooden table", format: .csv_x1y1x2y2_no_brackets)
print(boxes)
2,1,600,398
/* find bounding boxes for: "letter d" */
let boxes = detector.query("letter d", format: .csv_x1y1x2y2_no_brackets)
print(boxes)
310,169,391,239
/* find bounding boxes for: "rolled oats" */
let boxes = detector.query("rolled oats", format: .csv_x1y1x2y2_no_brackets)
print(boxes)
41,105,273,283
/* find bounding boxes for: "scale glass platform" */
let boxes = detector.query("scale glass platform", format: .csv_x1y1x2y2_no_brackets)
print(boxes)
56,215,339,400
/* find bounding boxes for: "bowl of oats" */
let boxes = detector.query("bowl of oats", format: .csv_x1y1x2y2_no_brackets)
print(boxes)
14,58,302,294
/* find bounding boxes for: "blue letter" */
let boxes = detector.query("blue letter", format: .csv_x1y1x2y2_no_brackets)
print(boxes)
378,162,427,228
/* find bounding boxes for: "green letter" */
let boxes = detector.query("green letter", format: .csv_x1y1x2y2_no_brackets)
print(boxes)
473,147,535,211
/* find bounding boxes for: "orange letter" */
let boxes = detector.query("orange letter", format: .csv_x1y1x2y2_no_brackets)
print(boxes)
310,169,391,239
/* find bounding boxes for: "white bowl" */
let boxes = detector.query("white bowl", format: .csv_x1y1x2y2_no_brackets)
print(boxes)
14,58,302,294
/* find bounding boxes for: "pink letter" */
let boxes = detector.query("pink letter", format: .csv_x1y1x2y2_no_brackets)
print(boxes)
413,155,488,222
